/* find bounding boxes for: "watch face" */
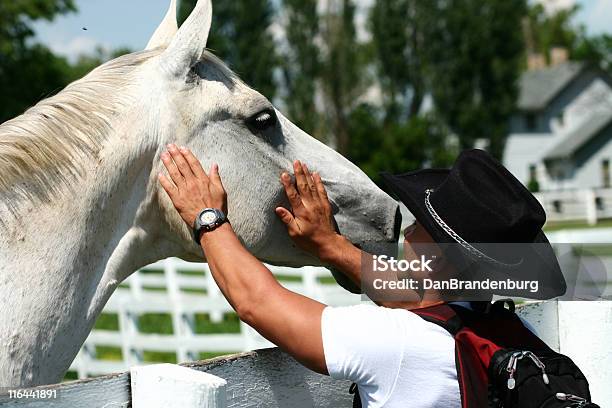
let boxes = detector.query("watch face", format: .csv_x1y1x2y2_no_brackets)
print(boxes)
200,210,218,225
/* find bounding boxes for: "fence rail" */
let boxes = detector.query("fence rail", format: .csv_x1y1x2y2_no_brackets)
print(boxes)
69,260,361,379
535,187,612,225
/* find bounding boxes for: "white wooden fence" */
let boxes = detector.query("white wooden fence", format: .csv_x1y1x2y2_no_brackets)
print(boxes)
69,227,612,379
535,187,612,225
69,260,361,379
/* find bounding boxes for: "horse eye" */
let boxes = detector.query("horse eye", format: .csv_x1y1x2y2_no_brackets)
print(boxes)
247,109,277,132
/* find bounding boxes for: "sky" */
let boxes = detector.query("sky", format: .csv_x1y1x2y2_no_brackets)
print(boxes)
33,0,612,63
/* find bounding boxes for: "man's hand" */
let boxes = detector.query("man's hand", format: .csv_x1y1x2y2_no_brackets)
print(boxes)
275,160,342,262
158,144,227,228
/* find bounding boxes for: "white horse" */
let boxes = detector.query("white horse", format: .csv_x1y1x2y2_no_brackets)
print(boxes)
0,0,400,387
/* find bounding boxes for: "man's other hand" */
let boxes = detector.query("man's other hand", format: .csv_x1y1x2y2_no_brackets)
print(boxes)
275,161,342,262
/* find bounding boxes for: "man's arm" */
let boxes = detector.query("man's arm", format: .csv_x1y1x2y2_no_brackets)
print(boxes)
158,144,327,374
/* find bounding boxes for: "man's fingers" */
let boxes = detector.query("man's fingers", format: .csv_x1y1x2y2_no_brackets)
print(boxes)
158,173,178,198
161,152,185,187
275,207,302,237
281,172,303,211
275,207,295,226
168,144,195,179
209,163,223,188
294,160,313,201
180,147,209,181
301,163,319,200
313,173,332,215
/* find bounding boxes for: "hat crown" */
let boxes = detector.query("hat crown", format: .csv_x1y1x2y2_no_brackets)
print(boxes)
429,149,545,243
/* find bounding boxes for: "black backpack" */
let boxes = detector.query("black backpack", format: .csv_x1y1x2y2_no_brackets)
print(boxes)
350,301,599,408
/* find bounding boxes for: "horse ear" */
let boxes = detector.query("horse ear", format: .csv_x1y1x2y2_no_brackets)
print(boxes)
160,0,212,76
146,0,178,50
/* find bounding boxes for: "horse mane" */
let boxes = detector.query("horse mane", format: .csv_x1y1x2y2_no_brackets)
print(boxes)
0,47,239,214
0,49,162,209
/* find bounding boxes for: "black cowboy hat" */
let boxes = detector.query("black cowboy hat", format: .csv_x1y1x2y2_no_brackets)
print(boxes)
381,149,566,300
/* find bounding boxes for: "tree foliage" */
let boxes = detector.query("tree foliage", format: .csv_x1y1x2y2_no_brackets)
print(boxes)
0,0,78,123
347,105,457,185
281,0,321,136
422,0,527,159
524,3,581,59
369,0,425,122
179,0,278,99
573,34,612,74
319,0,368,154
4,0,610,185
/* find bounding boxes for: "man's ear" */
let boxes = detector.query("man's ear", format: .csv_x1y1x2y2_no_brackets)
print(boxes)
159,0,212,77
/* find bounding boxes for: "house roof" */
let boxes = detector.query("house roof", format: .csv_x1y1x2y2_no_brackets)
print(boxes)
544,109,612,160
518,62,586,111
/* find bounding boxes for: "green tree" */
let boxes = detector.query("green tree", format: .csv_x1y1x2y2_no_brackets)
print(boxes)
573,34,612,74
0,0,76,123
422,0,527,159
320,0,368,154
524,4,612,74
347,104,456,185
179,0,278,99
369,0,426,122
524,3,581,60
281,0,321,136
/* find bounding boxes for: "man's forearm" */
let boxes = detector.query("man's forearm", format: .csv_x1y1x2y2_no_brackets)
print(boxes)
199,223,328,374
200,223,281,318
319,235,364,287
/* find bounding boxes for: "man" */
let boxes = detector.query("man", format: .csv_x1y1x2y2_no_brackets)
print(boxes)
158,145,565,407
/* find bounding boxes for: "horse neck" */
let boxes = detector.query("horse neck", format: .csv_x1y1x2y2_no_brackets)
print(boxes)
0,123,175,386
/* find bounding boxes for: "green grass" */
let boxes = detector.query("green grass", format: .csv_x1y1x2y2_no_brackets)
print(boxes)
274,274,302,282
141,286,167,292
181,287,208,294
198,351,235,360
95,346,122,361
143,351,177,363
193,313,241,334
178,270,206,276
544,218,612,232
94,313,119,331
573,244,612,256
317,276,337,284
140,269,164,275
138,313,174,334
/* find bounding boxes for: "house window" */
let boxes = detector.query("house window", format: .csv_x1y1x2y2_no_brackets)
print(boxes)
525,114,537,131
603,159,610,188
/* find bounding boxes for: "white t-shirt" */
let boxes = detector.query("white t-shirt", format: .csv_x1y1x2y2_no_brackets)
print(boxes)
321,304,461,408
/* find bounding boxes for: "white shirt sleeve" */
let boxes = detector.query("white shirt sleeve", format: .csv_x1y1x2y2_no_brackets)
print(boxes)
321,304,406,402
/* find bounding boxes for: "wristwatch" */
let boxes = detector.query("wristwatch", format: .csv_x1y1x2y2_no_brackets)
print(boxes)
193,208,228,244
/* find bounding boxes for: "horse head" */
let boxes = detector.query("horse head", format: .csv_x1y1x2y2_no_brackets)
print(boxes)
141,0,401,290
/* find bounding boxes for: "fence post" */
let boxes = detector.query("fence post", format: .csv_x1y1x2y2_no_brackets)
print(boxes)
585,188,598,226
131,363,227,408
519,301,612,407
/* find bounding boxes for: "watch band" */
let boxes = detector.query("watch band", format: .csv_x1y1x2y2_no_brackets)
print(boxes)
193,208,228,245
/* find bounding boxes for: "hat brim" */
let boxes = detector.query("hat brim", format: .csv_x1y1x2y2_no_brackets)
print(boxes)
381,170,567,300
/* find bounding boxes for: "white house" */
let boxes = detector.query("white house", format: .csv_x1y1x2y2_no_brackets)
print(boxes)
503,61,612,192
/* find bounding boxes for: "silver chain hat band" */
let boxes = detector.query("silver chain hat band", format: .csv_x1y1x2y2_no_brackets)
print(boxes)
424,189,523,269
